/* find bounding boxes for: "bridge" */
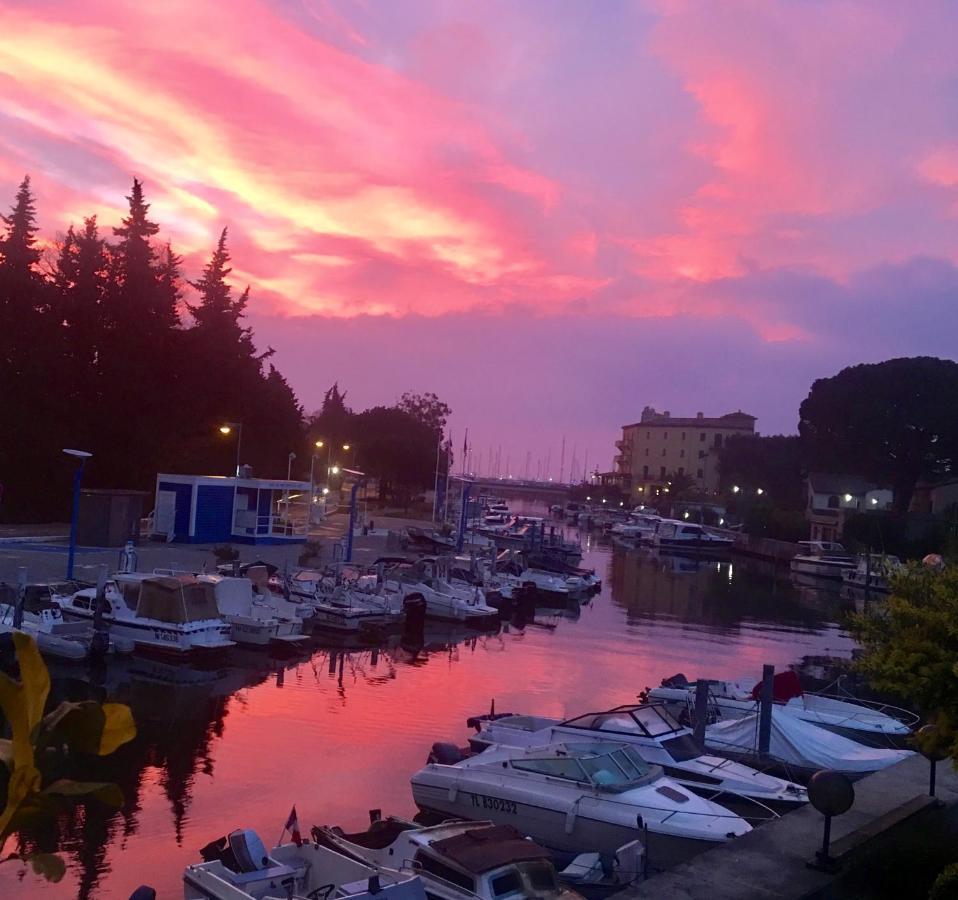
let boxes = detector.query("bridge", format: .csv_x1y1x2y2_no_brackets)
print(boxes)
467,477,572,501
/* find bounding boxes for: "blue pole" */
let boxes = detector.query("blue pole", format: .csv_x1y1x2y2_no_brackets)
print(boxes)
345,481,362,562
457,482,472,552
67,459,85,579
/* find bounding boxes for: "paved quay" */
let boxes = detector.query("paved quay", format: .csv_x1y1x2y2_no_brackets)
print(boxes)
0,512,430,583
623,753,958,899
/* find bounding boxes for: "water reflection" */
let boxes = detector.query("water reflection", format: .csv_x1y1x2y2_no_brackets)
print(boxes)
3,540,863,899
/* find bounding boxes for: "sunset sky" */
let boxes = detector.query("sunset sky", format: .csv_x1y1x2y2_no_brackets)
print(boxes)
2,0,957,476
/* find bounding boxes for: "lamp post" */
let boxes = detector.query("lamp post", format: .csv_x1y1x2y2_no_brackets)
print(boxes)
219,422,243,476
63,448,92,580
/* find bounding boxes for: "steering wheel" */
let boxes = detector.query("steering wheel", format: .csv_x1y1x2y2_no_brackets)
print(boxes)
307,885,335,900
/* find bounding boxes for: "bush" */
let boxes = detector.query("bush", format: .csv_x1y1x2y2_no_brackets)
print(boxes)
930,863,958,900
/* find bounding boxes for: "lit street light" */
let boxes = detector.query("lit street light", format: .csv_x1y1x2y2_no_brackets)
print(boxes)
732,485,740,493
63,448,92,580
756,487,765,496
219,422,243,476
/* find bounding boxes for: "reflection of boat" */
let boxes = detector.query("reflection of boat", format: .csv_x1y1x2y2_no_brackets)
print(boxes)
789,541,855,580
412,741,750,870
468,704,806,811
841,555,903,593
184,827,427,900
650,672,917,746
315,817,612,899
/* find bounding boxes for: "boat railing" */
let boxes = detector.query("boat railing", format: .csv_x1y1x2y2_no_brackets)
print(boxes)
809,678,920,729
406,858,485,899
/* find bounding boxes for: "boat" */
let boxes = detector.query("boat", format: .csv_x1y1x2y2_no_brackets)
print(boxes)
55,573,234,661
284,569,407,634
841,554,903,593
608,522,654,544
0,600,107,661
648,671,917,746
200,574,308,652
314,816,634,898
378,559,499,628
466,703,806,812
411,740,751,870
184,826,427,900
651,521,733,554
703,708,913,781
789,541,856,580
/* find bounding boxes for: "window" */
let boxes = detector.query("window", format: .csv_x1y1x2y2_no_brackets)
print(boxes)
661,449,666,457
680,449,685,458
660,466,666,478
700,433,706,442
698,450,706,459
663,432,668,439
642,465,649,478
491,872,522,897
646,431,650,439
713,434,723,449
678,467,684,476
512,757,586,782
415,853,476,892
681,432,686,440
697,469,704,479
644,448,649,457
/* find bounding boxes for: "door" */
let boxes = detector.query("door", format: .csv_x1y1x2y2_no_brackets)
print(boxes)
154,490,177,539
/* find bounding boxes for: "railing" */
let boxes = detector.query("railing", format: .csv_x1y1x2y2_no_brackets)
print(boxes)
232,514,308,539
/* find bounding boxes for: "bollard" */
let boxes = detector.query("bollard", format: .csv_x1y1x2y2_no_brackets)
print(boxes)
758,664,774,756
918,724,947,801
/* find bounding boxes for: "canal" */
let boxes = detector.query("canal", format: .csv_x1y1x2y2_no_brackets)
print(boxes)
1,524,860,898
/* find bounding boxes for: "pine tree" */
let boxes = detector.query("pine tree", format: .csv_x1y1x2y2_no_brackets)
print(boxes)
187,228,254,354
0,175,41,277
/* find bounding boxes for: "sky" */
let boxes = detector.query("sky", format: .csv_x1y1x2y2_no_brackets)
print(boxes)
2,0,957,477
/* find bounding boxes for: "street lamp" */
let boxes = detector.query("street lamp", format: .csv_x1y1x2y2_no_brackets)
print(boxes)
219,422,243,476
732,485,740,493
63,448,92,580
756,487,765,496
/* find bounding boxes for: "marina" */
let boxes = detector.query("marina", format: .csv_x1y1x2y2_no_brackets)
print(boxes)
0,503,880,898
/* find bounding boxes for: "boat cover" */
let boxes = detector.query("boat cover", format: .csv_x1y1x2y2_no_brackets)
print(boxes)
136,576,221,623
705,711,911,773
431,825,550,874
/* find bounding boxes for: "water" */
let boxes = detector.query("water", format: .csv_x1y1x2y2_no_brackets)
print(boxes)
0,528,859,898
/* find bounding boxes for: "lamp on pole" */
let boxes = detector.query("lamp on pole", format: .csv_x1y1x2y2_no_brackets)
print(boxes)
219,422,243,476
63,448,92,580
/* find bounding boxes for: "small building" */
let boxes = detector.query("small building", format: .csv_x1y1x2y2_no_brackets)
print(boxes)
615,407,757,499
804,472,893,542
78,488,151,547
152,474,312,545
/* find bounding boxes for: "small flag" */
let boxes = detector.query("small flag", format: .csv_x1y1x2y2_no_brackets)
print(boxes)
284,805,302,846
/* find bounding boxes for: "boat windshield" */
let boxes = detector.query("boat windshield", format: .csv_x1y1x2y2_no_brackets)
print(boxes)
562,704,683,738
511,745,652,790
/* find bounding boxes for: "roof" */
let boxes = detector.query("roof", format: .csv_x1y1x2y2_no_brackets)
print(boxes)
806,472,880,495
430,825,550,874
623,411,757,430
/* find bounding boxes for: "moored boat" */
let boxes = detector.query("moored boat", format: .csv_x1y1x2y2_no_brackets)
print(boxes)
789,541,856,580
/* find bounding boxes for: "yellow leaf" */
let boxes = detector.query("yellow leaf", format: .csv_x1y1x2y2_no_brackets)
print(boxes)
0,634,49,771
0,763,41,838
98,704,136,756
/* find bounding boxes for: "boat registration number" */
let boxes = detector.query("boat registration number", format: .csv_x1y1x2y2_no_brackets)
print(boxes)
153,630,179,643
470,793,518,814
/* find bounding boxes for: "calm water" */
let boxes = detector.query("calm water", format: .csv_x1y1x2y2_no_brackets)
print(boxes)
2,519,860,898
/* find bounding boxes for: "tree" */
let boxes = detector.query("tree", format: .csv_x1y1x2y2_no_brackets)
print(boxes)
350,406,436,504
850,564,958,762
799,358,958,512
0,175,41,284
397,391,451,441
719,435,804,508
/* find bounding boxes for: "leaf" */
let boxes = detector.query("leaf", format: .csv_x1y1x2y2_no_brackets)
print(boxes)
42,780,124,807
37,702,105,756
98,704,136,756
0,739,12,769
0,763,41,841
0,634,49,770
28,852,66,882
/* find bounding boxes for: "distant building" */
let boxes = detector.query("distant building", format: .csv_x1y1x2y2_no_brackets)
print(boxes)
615,407,757,499
804,472,893,542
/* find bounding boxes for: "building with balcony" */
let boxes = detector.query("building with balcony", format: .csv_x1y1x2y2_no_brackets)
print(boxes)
615,407,756,499
804,472,893,542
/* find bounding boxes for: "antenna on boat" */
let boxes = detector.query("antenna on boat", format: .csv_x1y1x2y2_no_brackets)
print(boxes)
490,697,495,716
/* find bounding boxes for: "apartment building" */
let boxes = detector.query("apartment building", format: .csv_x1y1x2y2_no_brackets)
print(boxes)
614,407,756,497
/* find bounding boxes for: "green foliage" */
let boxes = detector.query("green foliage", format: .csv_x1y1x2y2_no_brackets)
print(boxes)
719,434,804,509
842,510,957,561
930,862,958,899
0,633,136,880
849,565,958,762
396,392,451,442
799,358,958,512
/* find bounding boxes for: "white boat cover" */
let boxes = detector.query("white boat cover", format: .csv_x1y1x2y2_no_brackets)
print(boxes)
705,710,911,774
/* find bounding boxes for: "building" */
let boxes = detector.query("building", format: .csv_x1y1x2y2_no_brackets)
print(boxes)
615,407,757,499
804,472,893,542
152,474,312,544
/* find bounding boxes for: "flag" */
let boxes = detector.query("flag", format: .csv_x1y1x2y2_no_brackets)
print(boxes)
284,805,302,846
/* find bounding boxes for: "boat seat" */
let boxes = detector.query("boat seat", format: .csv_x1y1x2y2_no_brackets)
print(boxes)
228,860,298,885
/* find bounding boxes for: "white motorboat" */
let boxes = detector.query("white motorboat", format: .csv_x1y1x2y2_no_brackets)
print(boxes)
201,574,308,651
609,522,655,544
649,673,917,746
841,554,903,593
703,709,913,781
652,521,734,553
55,573,234,661
379,560,499,628
467,703,806,812
789,541,856,580
314,817,630,899
184,827,427,900
411,741,750,870
285,569,406,634
0,600,106,661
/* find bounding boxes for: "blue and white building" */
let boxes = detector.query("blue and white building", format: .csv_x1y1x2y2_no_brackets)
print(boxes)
152,474,312,545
